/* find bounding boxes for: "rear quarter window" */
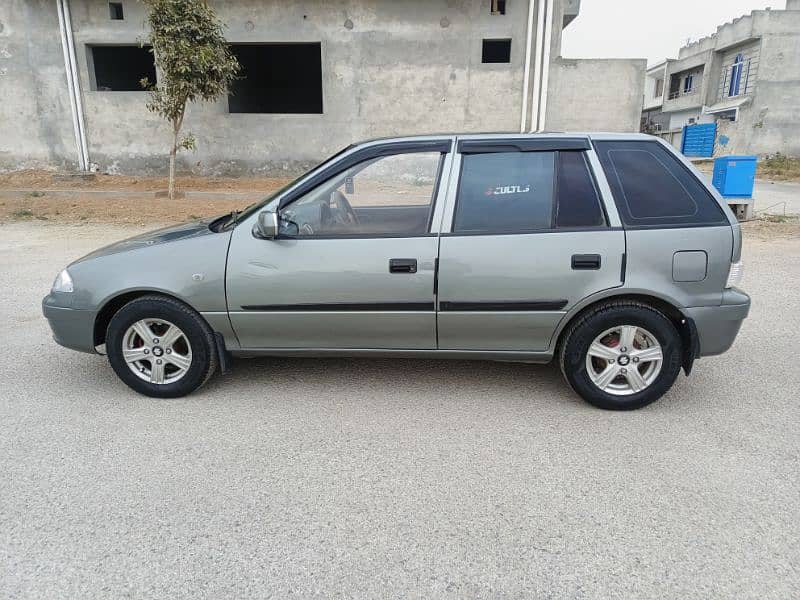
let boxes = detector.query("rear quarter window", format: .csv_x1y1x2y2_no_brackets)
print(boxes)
594,140,728,228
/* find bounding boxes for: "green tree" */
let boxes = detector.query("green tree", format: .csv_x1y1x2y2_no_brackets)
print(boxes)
141,0,239,200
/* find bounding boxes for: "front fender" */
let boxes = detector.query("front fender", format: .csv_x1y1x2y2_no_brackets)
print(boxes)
68,228,232,314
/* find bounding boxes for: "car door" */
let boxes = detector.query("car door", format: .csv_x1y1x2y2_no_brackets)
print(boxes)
226,140,453,350
436,137,625,352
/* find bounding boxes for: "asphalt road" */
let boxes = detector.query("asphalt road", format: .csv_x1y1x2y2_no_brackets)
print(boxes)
1,223,798,599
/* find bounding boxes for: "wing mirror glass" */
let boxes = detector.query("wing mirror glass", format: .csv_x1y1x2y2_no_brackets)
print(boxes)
253,210,279,240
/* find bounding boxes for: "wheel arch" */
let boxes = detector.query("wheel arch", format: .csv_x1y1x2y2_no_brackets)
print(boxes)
93,289,202,347
552,291,698,374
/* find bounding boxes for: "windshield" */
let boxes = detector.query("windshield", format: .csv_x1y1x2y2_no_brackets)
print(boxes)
231,145,354,227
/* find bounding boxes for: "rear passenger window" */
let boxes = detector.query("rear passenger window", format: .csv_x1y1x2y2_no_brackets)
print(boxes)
595,140,727,227
556,151,605,228
454,152,555,233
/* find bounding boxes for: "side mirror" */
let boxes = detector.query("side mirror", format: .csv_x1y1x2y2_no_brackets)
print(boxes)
253,210,279,240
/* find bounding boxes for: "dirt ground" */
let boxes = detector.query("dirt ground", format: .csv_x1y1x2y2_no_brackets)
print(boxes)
1,169,798,237
0,192,255,226
0,169,293,193
694,156,800,182
0,169,289,225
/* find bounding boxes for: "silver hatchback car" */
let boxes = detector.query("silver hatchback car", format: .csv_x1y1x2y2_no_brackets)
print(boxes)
43,133,750,410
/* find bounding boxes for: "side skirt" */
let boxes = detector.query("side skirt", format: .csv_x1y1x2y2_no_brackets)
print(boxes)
229,348,554,363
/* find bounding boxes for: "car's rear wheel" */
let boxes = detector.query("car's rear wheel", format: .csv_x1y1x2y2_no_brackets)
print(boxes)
106,295,217,398
559,301,682,410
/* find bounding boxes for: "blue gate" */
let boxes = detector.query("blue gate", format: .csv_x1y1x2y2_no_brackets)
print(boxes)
681,123,717,158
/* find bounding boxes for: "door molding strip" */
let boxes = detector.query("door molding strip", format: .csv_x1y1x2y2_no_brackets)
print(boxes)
240,302,435,312
439,300,568,311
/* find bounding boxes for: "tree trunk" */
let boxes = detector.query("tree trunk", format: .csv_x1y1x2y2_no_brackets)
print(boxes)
168,123,178,201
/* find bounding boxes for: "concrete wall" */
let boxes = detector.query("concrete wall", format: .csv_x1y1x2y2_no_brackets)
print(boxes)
724,9,800,156
716,15,800,157
5,0,548,175
546,58,645,132
0,0,77,170
661,6,800,157
2,0,648,174
65,0,540,175
642,65,666,112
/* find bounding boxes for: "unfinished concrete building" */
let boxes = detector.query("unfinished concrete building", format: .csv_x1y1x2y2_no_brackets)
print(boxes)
1,0,644,175
652,1,800,157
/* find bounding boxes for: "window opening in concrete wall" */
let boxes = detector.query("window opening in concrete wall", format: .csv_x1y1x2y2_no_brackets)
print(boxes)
109,2,123,20
491,0,507,15
728,53,744,97
89,45,155,91
228,43,323,114
482,39,512,64
668,74,680,99
683,73,694,93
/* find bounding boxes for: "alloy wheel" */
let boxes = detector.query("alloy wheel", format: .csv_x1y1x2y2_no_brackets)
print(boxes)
585,325,663,396
122,318,193,385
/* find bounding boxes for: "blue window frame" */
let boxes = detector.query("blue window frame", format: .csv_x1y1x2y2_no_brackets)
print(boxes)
728,53,744,97
683,74,694,93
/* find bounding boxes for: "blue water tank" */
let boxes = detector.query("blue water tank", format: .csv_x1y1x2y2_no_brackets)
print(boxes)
712,155,757,198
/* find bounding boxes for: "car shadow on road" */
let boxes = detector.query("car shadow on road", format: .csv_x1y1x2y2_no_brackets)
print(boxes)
198,355,583,408
41,348,695,413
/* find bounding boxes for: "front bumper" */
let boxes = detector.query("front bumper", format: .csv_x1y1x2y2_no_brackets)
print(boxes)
42,294,97,354
686,288,751,357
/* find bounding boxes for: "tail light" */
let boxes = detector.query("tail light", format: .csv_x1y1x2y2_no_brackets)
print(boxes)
726,260,743,289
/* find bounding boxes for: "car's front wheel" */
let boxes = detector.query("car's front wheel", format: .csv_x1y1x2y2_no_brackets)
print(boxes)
106,295,218,398
559,301,683,410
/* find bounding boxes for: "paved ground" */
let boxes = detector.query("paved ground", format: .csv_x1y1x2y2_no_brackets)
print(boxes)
1,222,798,598
752,180,800,215
695,176,800,215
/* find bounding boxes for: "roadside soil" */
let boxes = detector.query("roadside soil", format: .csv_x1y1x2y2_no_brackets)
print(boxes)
739,214,800,239
694,157,800,183
0,169,433,224
0,192,255,226
1,169,798,237
0,169,290,225
0,169,293,193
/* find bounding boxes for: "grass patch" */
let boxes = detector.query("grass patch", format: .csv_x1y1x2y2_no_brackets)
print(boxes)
759,154,800,182
11,208,34,219
25,190,46,198
759,213,794,223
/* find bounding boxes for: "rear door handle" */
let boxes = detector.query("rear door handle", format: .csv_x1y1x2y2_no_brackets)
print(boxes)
389,258,417,273
571,254,601,270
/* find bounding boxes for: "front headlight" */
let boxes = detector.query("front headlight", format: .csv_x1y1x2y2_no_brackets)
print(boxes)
52,269,74,293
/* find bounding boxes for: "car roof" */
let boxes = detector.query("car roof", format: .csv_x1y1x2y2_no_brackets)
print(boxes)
354,132,654,146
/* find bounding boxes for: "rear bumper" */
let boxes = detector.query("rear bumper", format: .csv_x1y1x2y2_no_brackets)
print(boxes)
42,295,97,354
686,288,750,357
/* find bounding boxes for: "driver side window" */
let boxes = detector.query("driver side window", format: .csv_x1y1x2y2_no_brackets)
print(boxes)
279,151,442,237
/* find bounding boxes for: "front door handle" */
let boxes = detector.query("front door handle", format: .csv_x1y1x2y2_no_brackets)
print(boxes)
571,254,601,270
389,258,417,274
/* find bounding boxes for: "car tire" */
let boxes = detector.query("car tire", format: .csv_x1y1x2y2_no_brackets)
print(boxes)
106,295,218,398
558,300,682,410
